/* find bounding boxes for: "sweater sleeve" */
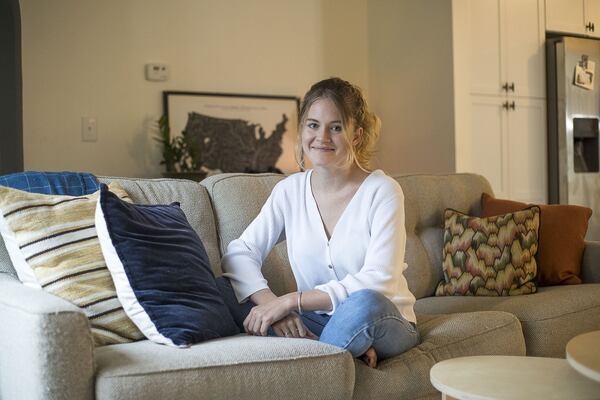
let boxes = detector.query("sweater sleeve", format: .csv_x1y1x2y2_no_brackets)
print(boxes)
314,187,407,314
221,182,286,303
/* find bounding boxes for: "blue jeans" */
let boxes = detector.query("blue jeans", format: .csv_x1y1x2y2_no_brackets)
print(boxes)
216,277,419,360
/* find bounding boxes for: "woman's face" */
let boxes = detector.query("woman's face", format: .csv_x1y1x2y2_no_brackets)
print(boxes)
301,98,359,170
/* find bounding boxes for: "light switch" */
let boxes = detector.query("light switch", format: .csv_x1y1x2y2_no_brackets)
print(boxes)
82,117,97,142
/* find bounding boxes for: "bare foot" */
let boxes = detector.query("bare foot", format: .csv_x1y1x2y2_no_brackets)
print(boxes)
360,347,378,368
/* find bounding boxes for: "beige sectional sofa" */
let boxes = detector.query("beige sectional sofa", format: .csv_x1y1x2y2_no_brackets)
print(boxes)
0,172,598,400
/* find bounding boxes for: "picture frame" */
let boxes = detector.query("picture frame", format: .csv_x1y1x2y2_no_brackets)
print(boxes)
163,91,300,175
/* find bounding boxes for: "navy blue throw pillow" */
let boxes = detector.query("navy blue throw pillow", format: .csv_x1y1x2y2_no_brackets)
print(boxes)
95,184,239,347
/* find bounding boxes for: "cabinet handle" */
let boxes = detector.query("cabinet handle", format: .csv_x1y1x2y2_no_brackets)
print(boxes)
509,101,515,110
593,22,596,32
587,22,594,31
503,82,515,92
502,101,509,110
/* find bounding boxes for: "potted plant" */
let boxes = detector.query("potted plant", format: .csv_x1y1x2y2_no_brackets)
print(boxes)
155,115,206,181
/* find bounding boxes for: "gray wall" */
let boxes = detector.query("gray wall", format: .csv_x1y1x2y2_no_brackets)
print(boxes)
368,0,455,175
0,0,23,174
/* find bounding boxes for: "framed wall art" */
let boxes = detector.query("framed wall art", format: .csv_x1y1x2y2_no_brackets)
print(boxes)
163,91,300,175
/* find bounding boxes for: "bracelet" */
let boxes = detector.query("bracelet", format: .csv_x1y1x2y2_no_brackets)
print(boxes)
297,291,303,315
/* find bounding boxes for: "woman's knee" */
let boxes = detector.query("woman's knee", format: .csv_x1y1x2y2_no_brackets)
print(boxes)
348,288,385,301
344,289,397,316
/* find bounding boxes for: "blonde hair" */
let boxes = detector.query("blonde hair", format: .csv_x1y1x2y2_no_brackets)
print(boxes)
295,77,381,171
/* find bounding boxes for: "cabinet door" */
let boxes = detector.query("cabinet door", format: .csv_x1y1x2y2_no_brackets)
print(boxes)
503,0,546,98
506,98,547,203
545,0,586,34
585,0,600,37
467,95,508,199
468,0,503,96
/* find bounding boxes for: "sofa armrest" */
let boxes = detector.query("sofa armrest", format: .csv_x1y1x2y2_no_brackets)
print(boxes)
581,240,600,284
0,274,94,400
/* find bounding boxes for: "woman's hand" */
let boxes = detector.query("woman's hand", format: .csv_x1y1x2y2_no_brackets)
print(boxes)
243,294,318,339
272,313,318,339
243,295,294,336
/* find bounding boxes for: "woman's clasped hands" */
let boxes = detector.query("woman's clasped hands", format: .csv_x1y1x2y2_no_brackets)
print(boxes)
243,295,318,339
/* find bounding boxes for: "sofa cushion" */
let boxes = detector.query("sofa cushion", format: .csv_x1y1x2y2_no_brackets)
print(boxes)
202,172,496,301
95,185,239,347
98,177,222,276
0,237,16,278
582,241,600,284
396,174,494,299
0,183,143,346
481,193,592,286
201,173,296,296
352,311,525,400
94,335,354,400
436,207,540,296
415,283,600,357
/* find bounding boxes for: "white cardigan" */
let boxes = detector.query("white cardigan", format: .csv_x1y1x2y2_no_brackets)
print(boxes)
221,169,416,324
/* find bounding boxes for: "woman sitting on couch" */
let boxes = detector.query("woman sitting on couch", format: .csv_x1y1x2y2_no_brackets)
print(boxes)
217,77,418,368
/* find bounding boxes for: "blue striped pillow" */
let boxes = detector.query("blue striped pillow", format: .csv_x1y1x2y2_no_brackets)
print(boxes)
0,171,99,195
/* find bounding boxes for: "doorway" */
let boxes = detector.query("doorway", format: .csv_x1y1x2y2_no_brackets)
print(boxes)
0,0,23,174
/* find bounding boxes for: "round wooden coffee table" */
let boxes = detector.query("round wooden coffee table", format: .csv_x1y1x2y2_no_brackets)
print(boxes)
567,330,600,383
430,355,600,400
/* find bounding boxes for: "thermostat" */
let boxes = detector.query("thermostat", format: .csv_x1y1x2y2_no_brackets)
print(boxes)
145,63,169,81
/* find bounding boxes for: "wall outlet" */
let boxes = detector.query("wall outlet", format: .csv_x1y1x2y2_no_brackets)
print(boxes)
82,117,97,142
145,63,169,81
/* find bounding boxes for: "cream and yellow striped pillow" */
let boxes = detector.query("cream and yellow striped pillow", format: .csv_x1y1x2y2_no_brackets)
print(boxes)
0,182,144,346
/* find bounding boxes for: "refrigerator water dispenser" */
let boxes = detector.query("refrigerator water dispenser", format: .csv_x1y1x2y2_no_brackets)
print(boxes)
573,118,599,173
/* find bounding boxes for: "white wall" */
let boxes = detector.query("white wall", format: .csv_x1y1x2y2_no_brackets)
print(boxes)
20,0,456,178
20,0,369,177
367,0,455,175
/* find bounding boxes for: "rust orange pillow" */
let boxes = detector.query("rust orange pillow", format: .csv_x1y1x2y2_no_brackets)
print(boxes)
481,193,592,286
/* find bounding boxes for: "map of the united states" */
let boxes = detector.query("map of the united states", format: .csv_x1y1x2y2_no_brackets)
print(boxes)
184,112,288,173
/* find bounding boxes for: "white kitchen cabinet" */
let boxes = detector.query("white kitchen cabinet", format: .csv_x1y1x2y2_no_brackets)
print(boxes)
453,0,548,204
468,96,508,198
546,0,600,38
467,0,545,98
586,0,600,38
504,0,546,99
465,96,547,203
506,97,548,204
545,0,586,35
468,0,502,96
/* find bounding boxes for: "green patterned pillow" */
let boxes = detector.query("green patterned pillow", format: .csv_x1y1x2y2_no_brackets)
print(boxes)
436,207,540,296
0,183,144,345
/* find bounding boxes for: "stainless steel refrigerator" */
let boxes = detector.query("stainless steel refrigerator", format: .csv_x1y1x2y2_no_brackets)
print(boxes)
547,36,600,240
